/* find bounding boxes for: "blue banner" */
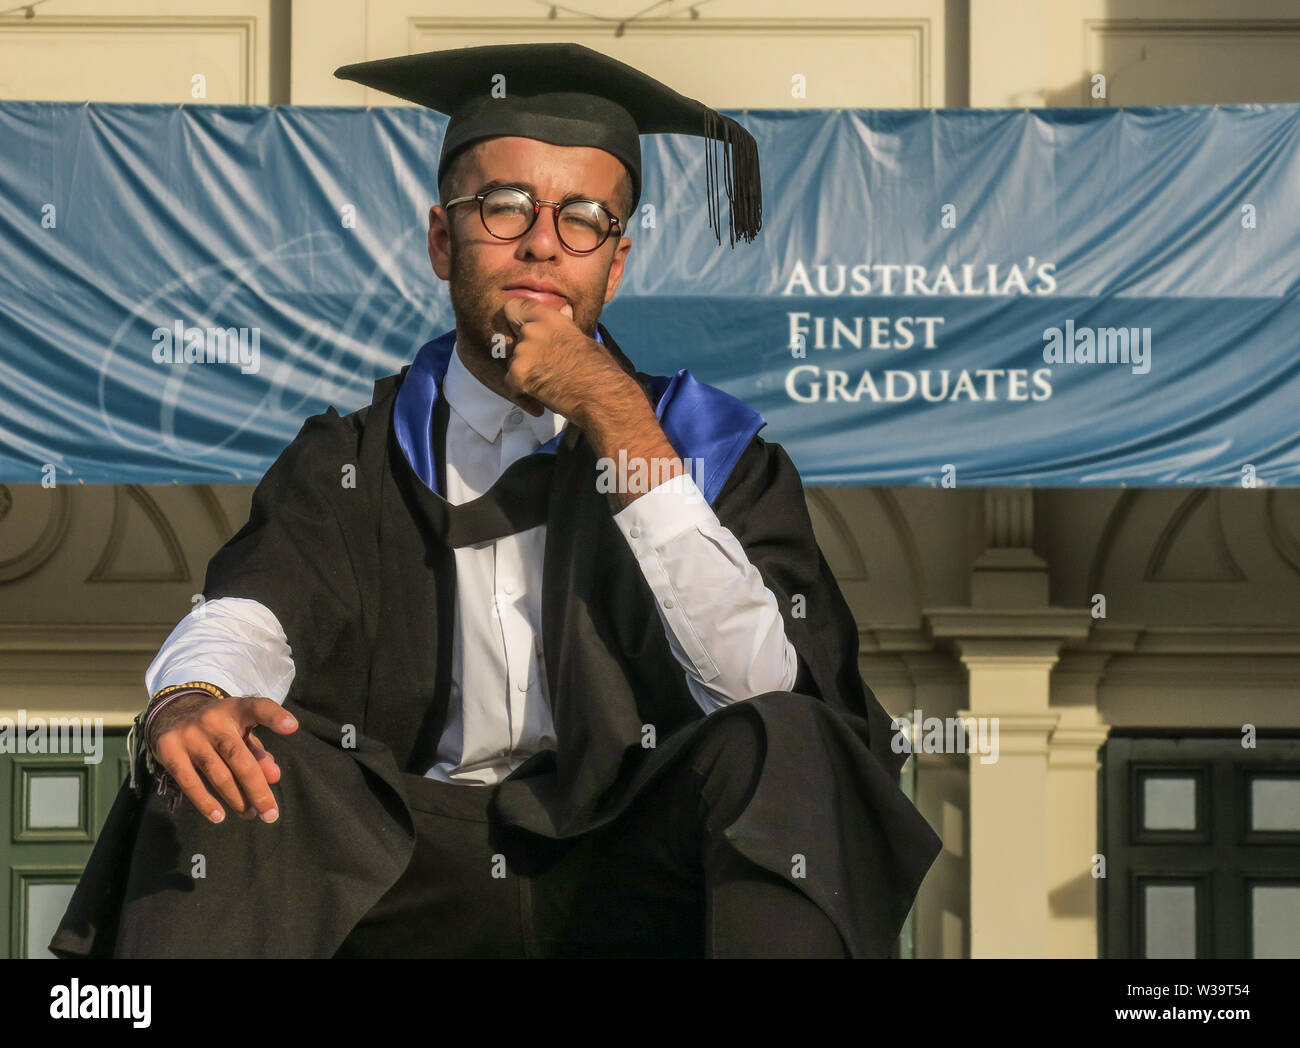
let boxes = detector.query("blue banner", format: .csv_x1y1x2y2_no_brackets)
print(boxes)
2,101,1297,486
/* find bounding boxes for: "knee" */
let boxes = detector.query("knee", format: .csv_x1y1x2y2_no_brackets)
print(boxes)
686,708,766,834
682,692,839,834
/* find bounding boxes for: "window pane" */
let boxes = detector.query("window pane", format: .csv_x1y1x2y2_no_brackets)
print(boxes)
1142,775,1198,830
1144,883,1197,958
1252,885,1300,959
28,774,81,828
1251,777,1300,832
25,882,77,958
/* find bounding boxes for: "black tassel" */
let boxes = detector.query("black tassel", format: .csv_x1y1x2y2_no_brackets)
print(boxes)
704,109,763,247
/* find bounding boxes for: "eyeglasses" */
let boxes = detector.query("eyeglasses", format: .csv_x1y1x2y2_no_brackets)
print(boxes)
443,186,622,254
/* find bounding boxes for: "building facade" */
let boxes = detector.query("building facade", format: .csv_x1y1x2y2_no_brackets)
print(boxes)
2,0,1298,958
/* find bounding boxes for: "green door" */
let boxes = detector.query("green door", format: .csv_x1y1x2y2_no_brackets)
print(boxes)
1101,732,1300,958
1,730,129,958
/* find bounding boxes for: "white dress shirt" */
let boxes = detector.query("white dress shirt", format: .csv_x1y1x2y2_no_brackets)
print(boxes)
146,338,798,783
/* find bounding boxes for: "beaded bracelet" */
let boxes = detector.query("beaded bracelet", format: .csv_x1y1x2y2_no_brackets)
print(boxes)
126,681,230,807
144,681,229,743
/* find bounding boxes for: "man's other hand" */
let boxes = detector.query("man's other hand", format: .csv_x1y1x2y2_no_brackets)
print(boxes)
147,692,297,824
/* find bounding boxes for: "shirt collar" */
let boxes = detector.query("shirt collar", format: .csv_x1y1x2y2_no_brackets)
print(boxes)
442,338,567,446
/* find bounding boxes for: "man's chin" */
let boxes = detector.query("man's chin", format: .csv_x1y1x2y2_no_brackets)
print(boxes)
485,314,515,348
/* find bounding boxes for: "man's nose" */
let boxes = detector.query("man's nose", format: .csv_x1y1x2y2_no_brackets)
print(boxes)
516,209,562,260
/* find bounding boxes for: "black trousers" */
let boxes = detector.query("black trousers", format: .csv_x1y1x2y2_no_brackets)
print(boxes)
333,707,849,958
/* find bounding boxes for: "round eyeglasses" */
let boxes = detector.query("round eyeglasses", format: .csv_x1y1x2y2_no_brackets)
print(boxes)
443,186,622,254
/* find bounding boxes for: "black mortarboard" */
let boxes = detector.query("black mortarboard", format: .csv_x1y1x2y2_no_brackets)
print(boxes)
334,42,761,247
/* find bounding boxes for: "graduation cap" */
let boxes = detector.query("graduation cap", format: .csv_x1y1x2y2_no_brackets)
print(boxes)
334,42,761,247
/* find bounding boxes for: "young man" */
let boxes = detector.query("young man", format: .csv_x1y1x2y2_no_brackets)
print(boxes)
52,42,940,959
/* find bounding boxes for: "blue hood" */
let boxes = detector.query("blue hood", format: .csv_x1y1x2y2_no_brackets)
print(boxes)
392,327,766,506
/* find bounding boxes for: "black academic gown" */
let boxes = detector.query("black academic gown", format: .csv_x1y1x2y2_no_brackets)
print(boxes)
50,323,942,959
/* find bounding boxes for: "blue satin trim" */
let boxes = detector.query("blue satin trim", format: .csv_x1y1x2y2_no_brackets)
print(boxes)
391,329,455,497
645,371,766,504
393,327,766,504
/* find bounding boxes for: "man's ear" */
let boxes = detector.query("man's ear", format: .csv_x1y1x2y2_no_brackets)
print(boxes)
428,205,452,280
603,235,632,305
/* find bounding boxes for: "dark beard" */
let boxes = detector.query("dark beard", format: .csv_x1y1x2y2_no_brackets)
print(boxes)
445,232,601,380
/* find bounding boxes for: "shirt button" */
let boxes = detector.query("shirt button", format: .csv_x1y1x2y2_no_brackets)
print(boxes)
504,582,516,595
663,598,676,609
516,677,528,691
628,526,641,539
508,409,523,426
